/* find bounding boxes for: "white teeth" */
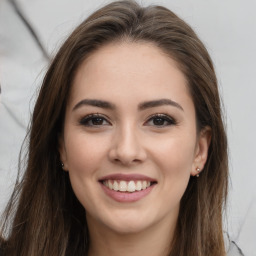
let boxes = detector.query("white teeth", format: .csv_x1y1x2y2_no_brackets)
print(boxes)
136,181,142,191
127,181,136,192
142,181,147,189
119,181,127,192
108,180,113,189
113,180,119,191
103,180,152,192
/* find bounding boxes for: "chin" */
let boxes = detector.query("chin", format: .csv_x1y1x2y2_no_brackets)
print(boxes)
100,209,156,235
108,220,150,235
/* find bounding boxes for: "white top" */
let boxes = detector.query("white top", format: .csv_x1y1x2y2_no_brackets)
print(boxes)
225,233,244,256
227,242,244,256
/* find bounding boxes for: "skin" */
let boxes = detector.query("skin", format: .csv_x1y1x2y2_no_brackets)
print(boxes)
59,42,211,256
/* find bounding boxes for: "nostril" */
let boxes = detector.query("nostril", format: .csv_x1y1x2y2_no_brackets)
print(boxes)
108,141,147,165
113,157,142,165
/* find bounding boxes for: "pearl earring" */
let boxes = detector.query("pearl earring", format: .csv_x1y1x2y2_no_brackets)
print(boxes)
196,167,200,177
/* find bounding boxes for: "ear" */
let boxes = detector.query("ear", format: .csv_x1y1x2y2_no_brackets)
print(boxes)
58,134,69,172
191,126,212,176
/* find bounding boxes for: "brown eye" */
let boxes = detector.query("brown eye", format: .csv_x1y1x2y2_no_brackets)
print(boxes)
152,117,166,126
79,114,111,127
90,117,105,125
145,114,176,127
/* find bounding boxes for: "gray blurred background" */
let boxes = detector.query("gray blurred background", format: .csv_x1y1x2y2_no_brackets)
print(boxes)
0,0,255,255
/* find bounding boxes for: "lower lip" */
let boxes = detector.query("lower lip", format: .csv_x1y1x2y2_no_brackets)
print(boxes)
100,182,156,202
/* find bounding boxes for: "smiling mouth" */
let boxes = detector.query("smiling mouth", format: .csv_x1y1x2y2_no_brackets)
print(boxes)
101,180,157,193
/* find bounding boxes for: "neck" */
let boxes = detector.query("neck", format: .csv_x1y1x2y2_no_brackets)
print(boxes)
87,215,177,256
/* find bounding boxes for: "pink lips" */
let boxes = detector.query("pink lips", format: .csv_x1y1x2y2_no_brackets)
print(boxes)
99,173,157,203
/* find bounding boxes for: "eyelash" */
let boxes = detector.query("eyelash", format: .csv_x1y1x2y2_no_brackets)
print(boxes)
144,113,176,127
79,114,110,127
79,113,176,127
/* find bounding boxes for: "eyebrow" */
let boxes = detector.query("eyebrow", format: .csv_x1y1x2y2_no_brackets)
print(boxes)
72,99,115,111
72,98,183,111
138,99,184,111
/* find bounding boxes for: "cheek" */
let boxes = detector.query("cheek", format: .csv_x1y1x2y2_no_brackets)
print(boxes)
64,132,110,209
64,131,109,176
153,138,195,208
153,134,196,169
149,133,196,194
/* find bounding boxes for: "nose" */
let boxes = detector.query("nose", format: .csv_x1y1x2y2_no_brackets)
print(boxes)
108,125,147,166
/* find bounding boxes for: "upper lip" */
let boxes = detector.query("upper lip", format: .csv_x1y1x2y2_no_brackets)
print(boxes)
99,173,157,182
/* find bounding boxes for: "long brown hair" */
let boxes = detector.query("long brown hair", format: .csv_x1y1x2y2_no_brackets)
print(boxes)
0,1,228,255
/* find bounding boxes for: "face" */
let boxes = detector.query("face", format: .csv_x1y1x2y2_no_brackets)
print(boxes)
59,42,210,235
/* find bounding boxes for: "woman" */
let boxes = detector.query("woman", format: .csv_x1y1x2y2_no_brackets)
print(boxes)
0,1,243,255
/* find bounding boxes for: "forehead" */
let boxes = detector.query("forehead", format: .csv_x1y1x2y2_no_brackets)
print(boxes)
69,41,192,109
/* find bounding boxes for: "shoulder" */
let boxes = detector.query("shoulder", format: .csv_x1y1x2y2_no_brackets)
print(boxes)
226,241,244,256
224,233,244,256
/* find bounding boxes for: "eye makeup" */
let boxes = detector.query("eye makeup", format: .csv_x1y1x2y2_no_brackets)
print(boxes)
78,112,177,129
79,113,111,127
144,113,177,127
